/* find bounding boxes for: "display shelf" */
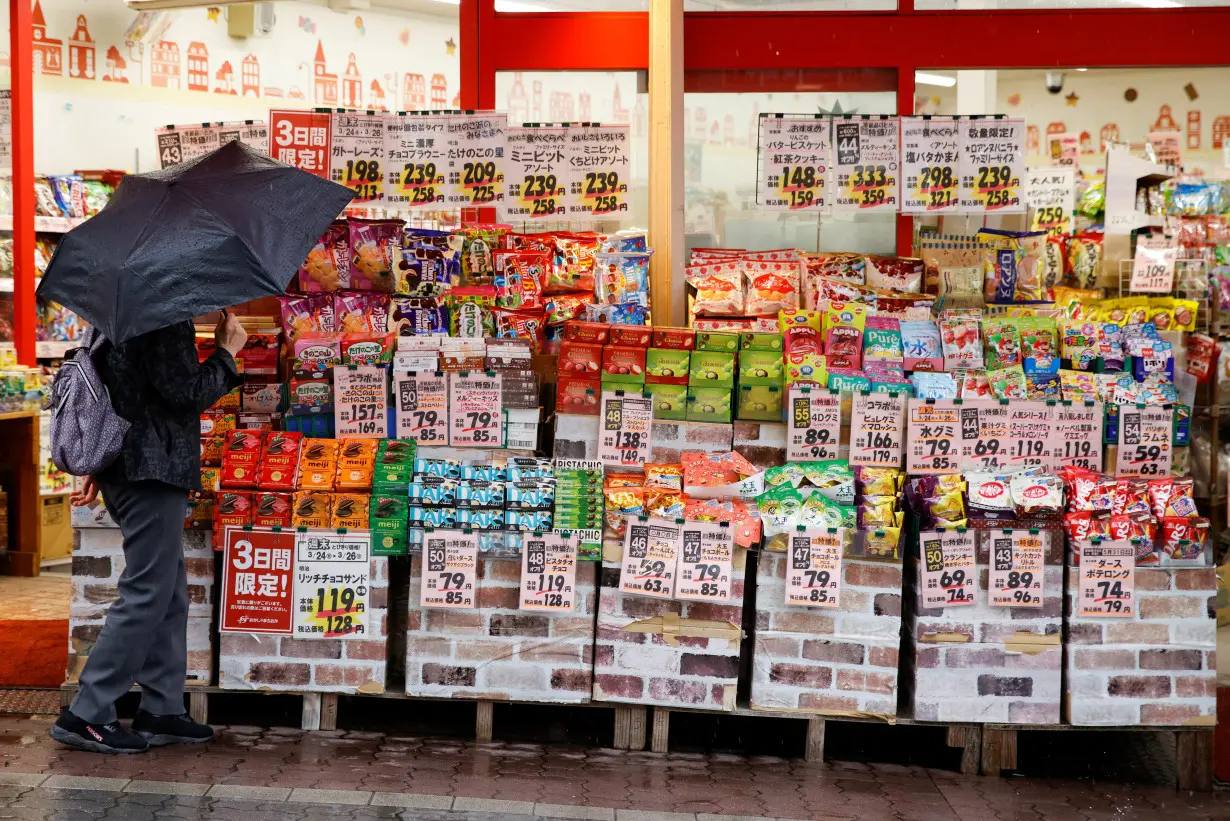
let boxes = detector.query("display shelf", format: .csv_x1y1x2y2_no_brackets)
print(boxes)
34,340,75,359
0,215,86,233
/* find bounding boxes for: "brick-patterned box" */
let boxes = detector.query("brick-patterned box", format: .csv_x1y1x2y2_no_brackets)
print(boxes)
593,551,746,711
405,556,597,702
554,414,733,462
903,526,1063,725
219,557,389,693
1064,564,1217,726
750,552,901,718
69,529,215,685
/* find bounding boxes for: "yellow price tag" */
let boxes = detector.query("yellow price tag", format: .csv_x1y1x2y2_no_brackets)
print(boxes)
461,160,501,205
846,163,890,208
972,164,1019,210
777,164,822,209
400,161,443,207
342,158,382,202
582,170,625,216
915,164,958,210
520,172,564,219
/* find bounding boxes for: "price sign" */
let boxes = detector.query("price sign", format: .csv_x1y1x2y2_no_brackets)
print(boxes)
1115,406,1173,478
393,371,449,444
1024,167,1075,236
219,527,295,635
988,530,1046,608
503,126,569,221
270,110,331,177
329,112,385,203
1049,402,1104,472
675,521,734,602
784,529,843,608
919,529,976,609
959,118,1025,213
850,392,905,468
598,391,653,468
906,399,960,474
155,123,221,169
420,529,478,609
1045,132,1080,168
448,372,503,447
293,530,370,639
756,115,831,211
833,117,899,213
787,388,841,461
334,366,388,439
568,124,631,219
1147,131,1182,167
1128,235,1178,293
901,117,960,214
217,121,269,156
519,532,578,611
1078,540,1136,617
384,113,449,209
620,518,681,600
956,400,1052,470
446,113,507,208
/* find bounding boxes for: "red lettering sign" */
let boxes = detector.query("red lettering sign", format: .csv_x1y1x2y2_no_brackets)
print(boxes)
220,527,295,635
269,109,331,177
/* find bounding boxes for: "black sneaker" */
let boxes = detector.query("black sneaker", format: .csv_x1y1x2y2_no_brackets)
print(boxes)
49,710,148,755
131,710,214,746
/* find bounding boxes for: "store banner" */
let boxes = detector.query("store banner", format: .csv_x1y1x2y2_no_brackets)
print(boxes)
1115,405,1173,478
675,520,734,603
1024,167,1076,236
620,517,681,600
906,399,960,474
219,526,295,635
329,112,385,204
786,387,841,462
445,112,507,209
519,532,579,611
269,110,332,178
503,126,570,222
919,529,976,609
784,529,843,608
900,117,960,214
756,115,831,212
988,530,1046,608
448,371,503,447
597,390,653,468
849,392,905,468
384,113,449,210
334,366,388,439
294,529,370,639
1078,539,1136,617
959,118,1026,213
1049,401,1104,472
421,529,478,609
568,124,631,219
1128,234,1178,293
832,116,900,213
392,371,449,444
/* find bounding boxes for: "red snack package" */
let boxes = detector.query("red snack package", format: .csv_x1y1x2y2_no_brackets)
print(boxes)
1165,477,1198,517
609,325,653,347
556,376,601,415
1064,511,1093,542
559,341,604,376
258,431,303,491
1162,516,1209,562
1147,478,1173,520
744,260,801,317
252,491,294,528
221,430,264,488
1089,476,1118,513
549,234,598,294
213,490,253,538
564,320,611,344
494,249,548,310
493,308,546,352
545,293,593,325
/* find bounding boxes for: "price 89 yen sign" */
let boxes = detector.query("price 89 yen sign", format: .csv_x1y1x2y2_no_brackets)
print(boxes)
787,389,841,461
988,530,1045,608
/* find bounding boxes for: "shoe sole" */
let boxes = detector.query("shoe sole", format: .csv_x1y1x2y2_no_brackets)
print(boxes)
137,731,213,747
49,726,147,755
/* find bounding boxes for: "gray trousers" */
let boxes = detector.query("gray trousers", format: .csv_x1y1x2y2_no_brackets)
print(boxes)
71,479,191,724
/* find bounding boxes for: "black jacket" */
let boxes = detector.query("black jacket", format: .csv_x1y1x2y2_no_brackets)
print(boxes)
98,320,243,491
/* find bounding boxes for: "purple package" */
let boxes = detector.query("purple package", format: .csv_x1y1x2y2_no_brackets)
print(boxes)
334,292,390,335
390,297,449,336
348,218,402,293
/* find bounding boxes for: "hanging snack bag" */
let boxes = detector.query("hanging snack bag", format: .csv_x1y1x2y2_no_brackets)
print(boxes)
940,316,984,370
863,316,903,362
493,249,548,310
445,286,497,338
493,308,546,351
349,219,401,293
744,260,800,316
545,293,594,326
550,234,599,294
901,320,943,371
595,252,652,306
389,297,449,337
687,260,744,316
335,292,390,335
977,229,1048,303
279,294,335,342
299,221,349,292
396,234,458,297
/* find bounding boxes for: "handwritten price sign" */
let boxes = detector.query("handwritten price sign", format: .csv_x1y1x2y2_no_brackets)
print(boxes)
850,392,905,468
1128,235,1178,293
959,118,1025,213
334,366,388,439
787,388,841,462
1078,540,1136,617
988,530,1046,608
1115,406,1173,478
598,391,653,468
503,126,568,221
919,529,976,609
906,399,960,474
756,115,831,212
620,518,681,600
330,112,385,203
833,117,899,213
520,532,578,612
784,529,843,608
675,521,734,602
448,372,503,447
901,117,960,214
393,371,449,444
420,530,478,609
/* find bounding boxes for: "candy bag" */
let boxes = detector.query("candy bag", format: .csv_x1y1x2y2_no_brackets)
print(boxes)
744,260,801,316
595,252,652,307
446,286,496,337
299,221,348,292
349,219,401,293
687,260,743,316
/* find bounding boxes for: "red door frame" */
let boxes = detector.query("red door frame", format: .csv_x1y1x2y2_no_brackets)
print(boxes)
458,0,1230,256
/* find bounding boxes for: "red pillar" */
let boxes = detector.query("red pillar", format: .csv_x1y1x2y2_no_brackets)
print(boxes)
11,0,35,365
895,64,915,258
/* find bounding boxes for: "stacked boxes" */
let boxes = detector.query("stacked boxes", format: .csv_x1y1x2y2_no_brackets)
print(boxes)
903,523,1064,725
405,557,599,702
750,551,901,717
736,331,785,423
647,326,695,421
1064,562,1217,726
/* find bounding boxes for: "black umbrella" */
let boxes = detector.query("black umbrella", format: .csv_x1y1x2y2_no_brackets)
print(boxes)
37,140,353,343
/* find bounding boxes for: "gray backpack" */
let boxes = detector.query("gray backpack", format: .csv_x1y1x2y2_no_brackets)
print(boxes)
48,327,129,476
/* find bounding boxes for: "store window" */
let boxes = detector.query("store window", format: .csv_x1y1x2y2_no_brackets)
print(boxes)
497,0,896,9
495,71,647,231
916,0,1226,8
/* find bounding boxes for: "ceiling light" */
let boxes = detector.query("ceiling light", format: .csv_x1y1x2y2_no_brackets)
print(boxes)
915,72,956,88
1075,68,1088,71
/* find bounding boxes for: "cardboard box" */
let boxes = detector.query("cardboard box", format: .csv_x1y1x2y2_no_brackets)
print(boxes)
40,493,72,561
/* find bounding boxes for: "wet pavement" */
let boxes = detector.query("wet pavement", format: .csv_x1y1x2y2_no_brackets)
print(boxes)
0,715,1223,820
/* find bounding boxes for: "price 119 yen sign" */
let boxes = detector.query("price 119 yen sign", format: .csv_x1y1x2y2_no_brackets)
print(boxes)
598,391,653,468
787,388,841,461
519,532,578,611
757,115,830,212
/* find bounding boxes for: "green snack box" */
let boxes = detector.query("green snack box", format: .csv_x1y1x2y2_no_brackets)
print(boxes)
739,332,784,352
738,384,784,422
687,387,733,423
645,348,691,385
371,496,408,556
696,331,739,352
649,384,688,420
373,439,417,492
738,350,784,386
689,350,736,388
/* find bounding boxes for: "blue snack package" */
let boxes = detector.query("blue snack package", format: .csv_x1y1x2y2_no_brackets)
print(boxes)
506,480,556,510
459,480,505,508
409,506,459,528
414,458,461,480
390,297,449,336
507,509,554,532
408,478,459,507
507,457,553,480
1023,356,1061,400
459,507,506,530
594,252,651,306
601,231,648,254
462,464,508,481
910,371,958,399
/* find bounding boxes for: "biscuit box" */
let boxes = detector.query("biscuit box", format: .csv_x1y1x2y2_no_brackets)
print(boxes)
336,439,378,490
371,495,408,555
330,493,370,530
291,491,332,529
252,491,294,528
298,439,339,491
221,430,264,488
609,325,653,347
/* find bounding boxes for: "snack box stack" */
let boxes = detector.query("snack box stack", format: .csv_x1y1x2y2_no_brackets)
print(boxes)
371,439,417,556
735,330,785,423
553,460,605,561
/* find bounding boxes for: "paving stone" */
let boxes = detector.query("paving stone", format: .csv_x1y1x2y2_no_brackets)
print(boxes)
123,780,210,797
535,804,617,820
369,792,454,810
206,784,293,801
42,775,129,792
451,797,536,814
288,789,373,806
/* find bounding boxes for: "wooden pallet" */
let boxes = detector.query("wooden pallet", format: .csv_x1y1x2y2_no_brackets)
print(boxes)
58,685,340,732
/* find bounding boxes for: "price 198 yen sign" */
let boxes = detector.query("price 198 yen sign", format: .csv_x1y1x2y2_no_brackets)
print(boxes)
787,388,841,461
598,391,653,468
330,112,385,203
756,115,830,211
448,372,503,447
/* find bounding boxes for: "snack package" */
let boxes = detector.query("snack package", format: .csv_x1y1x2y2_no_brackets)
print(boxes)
335,439,378,490
863,316,903,362
549,234,599,294
298,439,340,491
257,431,303,491
940,317,984,370
493,250,548,310
987,365,1028,400
445,286,497,338
595,252,651,306
291,491,332,529
299,221,349,292
865,255,923,293
330,493,371,530
221,429,264,489
919,235,994,299
493,308,546,351
460,225,507,285
687,260,743,316
278,294,336,342
983,324,1022,369
252,491,294,529
389,297,448,336
744,260,801,316
977,229,1050,303
349,219,401,293
901,320,943,371
778,308,824,355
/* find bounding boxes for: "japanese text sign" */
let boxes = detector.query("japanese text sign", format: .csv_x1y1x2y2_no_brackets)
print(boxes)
919,529,976,609
850,392,905,468
1046,132,1080,168
1147,131,1182,167
330,112,385,203
1129,234,1178,293
1025,167,1076,236
448,372,503,447
988,530,1046,608
598,391,653,468
901,117,960,214
833,117,900,213
1049,401,1104,472
393,371,448,444
568,124,631,219
504,126,569,221
420,529,478,609
757,115,831,212
334,366,388,439
446,113,506,208
956,400,1052,470
1115,406,1173,478
520,532,579,612
906,399,960,474
959,118,1025,213
787,388,841,462
1078,540,1136,617
620,518,680,600
675,521,734,602
784,529,843,608
156,123,220,169
220,527,295,635
384,113,449,209
270,109,331,177
294,530,370,639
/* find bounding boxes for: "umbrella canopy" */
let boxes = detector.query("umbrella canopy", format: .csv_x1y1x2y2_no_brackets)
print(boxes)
37,140,353,343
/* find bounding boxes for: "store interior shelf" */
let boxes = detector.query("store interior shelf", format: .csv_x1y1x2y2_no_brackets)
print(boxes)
0,215,87,233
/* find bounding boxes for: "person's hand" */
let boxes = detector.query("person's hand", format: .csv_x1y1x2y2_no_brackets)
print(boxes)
216,313,248,358
71,475,99,507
